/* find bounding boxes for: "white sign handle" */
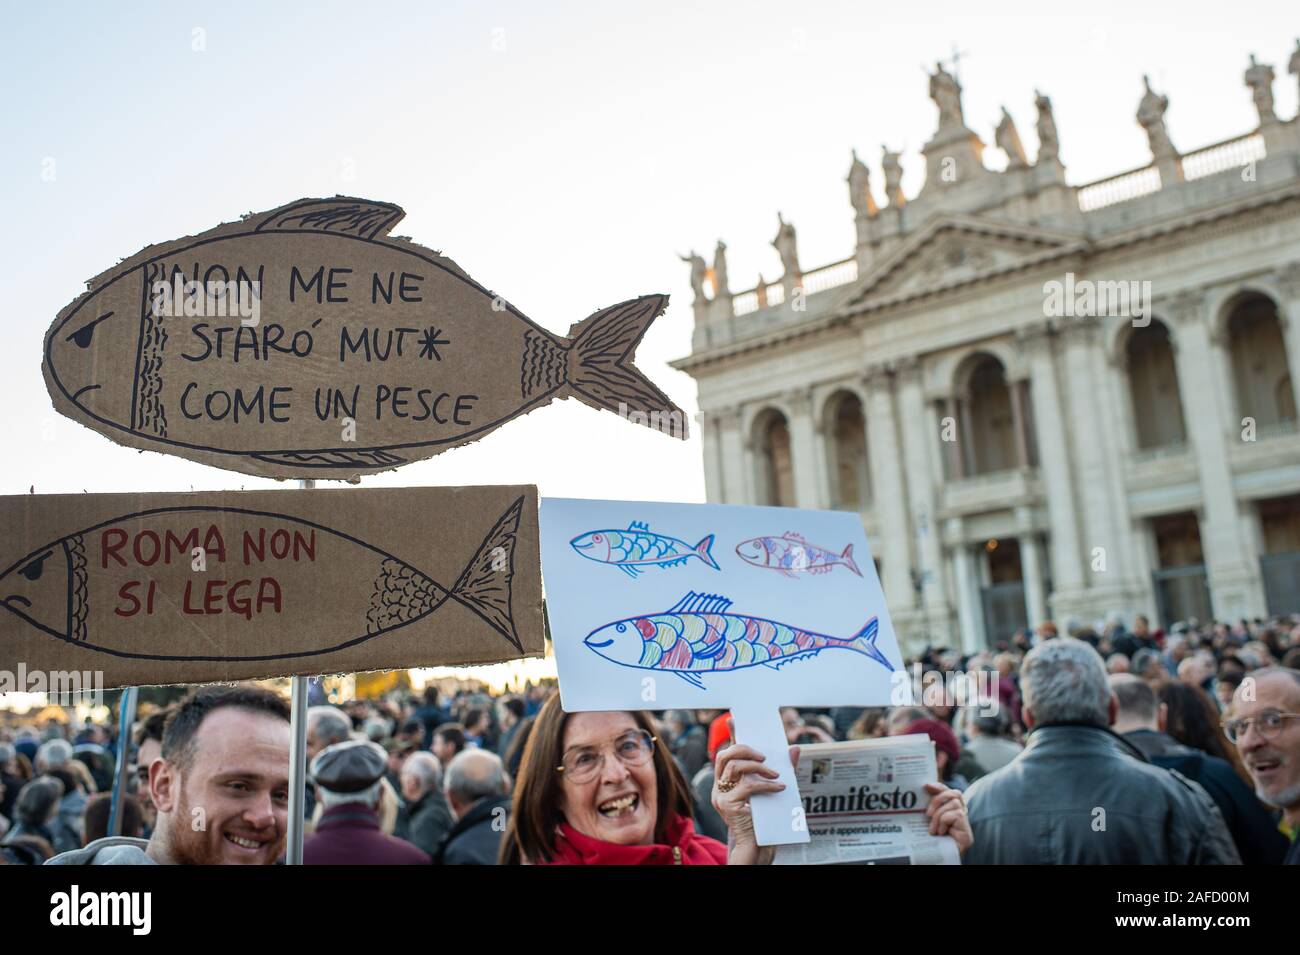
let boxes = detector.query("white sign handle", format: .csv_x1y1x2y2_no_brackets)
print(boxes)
729,701,809,846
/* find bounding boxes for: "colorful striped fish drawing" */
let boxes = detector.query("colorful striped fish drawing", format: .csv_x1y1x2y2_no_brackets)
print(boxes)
582,592,892,688
569,522,719,579
735,532,862,578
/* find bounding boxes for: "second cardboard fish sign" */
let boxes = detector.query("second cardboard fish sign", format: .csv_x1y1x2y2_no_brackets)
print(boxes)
43,197,685,480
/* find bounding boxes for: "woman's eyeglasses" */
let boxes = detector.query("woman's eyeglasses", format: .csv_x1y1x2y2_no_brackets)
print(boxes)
1221,710,1300,744
556,729,656,785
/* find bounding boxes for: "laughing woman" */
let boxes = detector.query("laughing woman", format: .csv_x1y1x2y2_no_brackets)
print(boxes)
499,695,973,864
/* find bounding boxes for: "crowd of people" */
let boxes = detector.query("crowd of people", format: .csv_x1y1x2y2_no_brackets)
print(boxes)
0,611,1297,865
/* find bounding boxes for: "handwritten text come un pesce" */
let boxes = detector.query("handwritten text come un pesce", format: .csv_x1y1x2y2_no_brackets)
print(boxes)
158,262,478,428
104,523,316,620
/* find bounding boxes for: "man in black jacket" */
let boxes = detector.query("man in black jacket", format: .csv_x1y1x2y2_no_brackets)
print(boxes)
435,749,510,865
395,751,453,858
964,637,1240,865
1111,673,1287,865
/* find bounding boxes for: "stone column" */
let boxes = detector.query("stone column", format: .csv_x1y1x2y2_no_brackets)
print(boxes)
785,388,820,509
862,366,914,612
943,397,964,479
1016,323,1087,605
902,366,954,632
1059,321,1130,604
958,397,977,474
698,410,725,503
1167,293,1267,618
1017,510,1048,628
947,519,985,653
1009,377,1030,469
1274,263,1300,414
718,407,748,504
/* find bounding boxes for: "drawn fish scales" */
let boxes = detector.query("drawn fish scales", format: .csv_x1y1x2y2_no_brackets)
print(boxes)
582,592,893,688
43,197,684,480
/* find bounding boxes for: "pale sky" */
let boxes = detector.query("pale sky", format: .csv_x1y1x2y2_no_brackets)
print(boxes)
2,0,1296,504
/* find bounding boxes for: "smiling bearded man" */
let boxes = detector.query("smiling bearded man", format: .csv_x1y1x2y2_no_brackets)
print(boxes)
1229,667,1300,865
47,685,291,866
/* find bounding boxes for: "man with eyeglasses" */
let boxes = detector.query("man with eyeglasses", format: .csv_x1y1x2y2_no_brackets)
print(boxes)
1227,666,1300,865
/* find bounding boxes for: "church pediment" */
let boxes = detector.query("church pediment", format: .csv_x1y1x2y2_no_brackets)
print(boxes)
837,215,1087,311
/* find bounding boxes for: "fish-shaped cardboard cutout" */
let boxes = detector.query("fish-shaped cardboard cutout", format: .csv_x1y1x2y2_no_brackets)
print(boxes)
0,486,543,688
42,198,685,481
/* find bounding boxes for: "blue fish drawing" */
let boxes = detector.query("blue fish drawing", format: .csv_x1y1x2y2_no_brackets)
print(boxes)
582,591,893,688
570,522,719,579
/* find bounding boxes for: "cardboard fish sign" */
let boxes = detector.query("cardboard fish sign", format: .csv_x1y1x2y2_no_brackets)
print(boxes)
43,197,685,480
0,486,543,689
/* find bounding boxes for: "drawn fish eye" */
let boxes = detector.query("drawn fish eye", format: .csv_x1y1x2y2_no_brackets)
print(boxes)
592,534,603,542
19,553,50,582
615,623,626,633
66,311,114,349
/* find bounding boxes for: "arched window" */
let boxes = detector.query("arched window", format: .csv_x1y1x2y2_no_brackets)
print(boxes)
826,392,869,510
755,410,795,507
1227,294,1296,429
965,355,1016,475
1126,320,1187,450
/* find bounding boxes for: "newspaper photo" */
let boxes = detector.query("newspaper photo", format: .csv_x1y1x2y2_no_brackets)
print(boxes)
774,734,962,865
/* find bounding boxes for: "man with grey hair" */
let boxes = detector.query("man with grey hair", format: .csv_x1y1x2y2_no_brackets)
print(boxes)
35,738,74,773
395,751,452,858
36,739,85,852
434,749,511,865
964,637,1240,864
303,739,429,865
304,706,353,822
1227,667,1300,865
306,706,352,762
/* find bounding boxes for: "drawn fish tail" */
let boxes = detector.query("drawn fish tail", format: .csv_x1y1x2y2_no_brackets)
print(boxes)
693,535,720,571
839,543,862,577
521,294,687,439
447,496,527,652
831,616,892,671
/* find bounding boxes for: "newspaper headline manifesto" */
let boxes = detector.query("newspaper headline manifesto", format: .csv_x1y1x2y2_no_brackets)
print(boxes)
774,734,961,865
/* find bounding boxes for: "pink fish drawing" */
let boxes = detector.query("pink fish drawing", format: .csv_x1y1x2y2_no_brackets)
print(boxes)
735,532,862,578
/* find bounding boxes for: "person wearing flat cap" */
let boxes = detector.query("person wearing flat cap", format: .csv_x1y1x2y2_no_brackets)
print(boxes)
301,739,431,865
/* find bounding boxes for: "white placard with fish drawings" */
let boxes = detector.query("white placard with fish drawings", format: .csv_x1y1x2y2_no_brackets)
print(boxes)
539,498,908,845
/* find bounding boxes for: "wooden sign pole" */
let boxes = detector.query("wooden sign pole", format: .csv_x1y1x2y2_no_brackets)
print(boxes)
285,478,315,866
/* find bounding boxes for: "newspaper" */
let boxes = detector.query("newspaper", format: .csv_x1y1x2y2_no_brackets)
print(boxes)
774,734,962,865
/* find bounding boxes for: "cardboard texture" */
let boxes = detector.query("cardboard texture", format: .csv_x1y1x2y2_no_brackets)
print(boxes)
43,197,685,481
0,485,542,689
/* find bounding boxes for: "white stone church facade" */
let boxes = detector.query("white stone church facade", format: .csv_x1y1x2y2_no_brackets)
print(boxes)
673,50,1300,657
